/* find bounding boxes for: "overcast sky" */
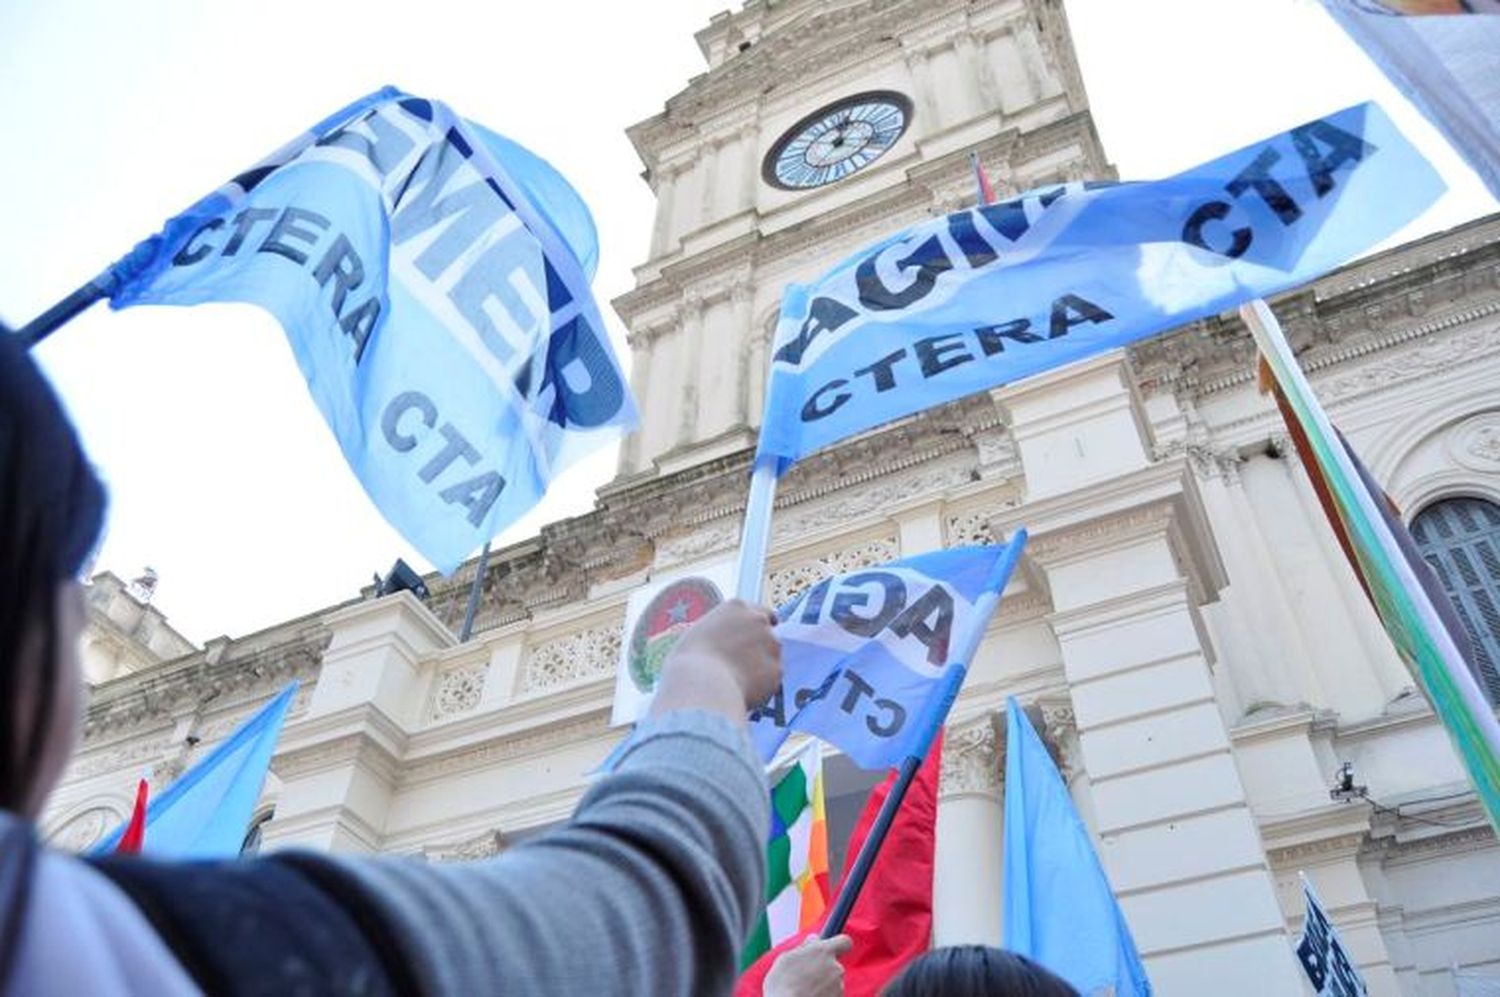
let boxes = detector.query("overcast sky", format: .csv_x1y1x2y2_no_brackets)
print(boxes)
2,0,1493,643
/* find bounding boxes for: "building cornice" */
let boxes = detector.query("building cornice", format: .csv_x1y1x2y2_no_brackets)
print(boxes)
1131,214,1500,403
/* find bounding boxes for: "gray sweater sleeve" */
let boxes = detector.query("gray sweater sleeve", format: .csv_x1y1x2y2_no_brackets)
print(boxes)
321,710,769,996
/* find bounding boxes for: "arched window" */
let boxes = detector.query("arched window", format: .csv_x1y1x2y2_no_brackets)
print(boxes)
1410,497,1500,705
240,810,274,856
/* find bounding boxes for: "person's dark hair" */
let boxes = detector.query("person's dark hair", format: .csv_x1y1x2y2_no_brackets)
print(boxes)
881,946,1081,997
0,332,106,812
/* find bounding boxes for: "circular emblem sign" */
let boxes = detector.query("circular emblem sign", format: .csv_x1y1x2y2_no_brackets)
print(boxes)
628,577,723,693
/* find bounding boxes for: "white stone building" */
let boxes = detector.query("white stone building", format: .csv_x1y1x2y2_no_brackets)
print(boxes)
43,1,1500,993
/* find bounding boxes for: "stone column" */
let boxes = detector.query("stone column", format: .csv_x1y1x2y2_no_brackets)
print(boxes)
729,279,754,428
698,139,721,231
934,715,1004,947
902,45,940,136
649,164,680,259
619,327,656,475
1205,453,1326,710
954,28,1001,112
738,123,760,215
997,355,1306,995
265,592,453,853
1273,437,1414,704
677,294,705,449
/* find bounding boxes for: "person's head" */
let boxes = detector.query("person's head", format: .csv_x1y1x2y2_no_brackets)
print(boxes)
0,333,106,818
881,946,1081,997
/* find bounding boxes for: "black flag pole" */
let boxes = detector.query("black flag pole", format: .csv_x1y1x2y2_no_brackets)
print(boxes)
18,274,114,348
822,752,925,936
458,542,492,642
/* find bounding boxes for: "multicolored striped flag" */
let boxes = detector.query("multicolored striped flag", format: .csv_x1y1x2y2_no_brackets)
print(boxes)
1244,299,1500,833
743,741,831,968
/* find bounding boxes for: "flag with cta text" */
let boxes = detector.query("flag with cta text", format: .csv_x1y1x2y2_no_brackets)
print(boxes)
749,538,1024,770
1322,1,1500,199
1296,874,1369,996
756,102,1442,469
741,741,831,969
105,87,635,572
94,683,297,858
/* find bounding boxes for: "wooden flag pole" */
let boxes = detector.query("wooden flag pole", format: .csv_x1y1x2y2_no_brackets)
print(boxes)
18,274,114,347
821,531,1027,936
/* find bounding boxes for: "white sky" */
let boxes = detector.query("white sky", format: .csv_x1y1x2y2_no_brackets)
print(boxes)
2,0,1493,643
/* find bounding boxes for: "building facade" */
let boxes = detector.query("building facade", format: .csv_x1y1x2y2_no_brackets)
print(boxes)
44,1,1500,993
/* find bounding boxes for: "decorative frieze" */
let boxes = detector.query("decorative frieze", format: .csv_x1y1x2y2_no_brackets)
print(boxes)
67,734,174,780
520,623,623,694
1314,316,1500,406
421,828,505,862
426,661,488,723
775,453,977,541
767,536,901,607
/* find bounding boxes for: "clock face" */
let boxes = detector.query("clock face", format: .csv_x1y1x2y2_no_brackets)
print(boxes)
763,91,912,190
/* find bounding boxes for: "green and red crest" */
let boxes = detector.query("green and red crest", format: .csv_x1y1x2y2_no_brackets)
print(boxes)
627,577,723,693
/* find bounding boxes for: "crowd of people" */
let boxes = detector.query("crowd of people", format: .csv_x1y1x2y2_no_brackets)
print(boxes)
0,330,1078,994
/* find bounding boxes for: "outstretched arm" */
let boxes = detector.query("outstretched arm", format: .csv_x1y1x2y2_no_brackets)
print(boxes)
311,600,781,996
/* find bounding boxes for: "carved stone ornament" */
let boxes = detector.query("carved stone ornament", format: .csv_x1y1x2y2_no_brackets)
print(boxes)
421,828,505,863
1450,412,1500,472
520,623,624,694
69,735,173,779
775,454,976,542
767,536,900,607
657,518,742,567
49,807,115,852
426,661,488,723
1037,697,1083,783
939,717,1002,798
1316,320,1500,406
945,507,1000,548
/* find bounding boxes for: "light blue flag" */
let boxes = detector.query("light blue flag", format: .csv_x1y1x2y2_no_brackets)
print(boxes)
757,101,1442,467
106,87,635,572
750,540,1024,769
94,683,297,858
1003,697,1151,997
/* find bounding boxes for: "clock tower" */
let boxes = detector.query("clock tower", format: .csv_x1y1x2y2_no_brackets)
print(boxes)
612,0,1111,480
611,3,1313,992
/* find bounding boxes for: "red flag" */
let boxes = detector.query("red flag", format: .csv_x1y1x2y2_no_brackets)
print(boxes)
116,779,148,855
969,151,997,206
736,734,942,996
